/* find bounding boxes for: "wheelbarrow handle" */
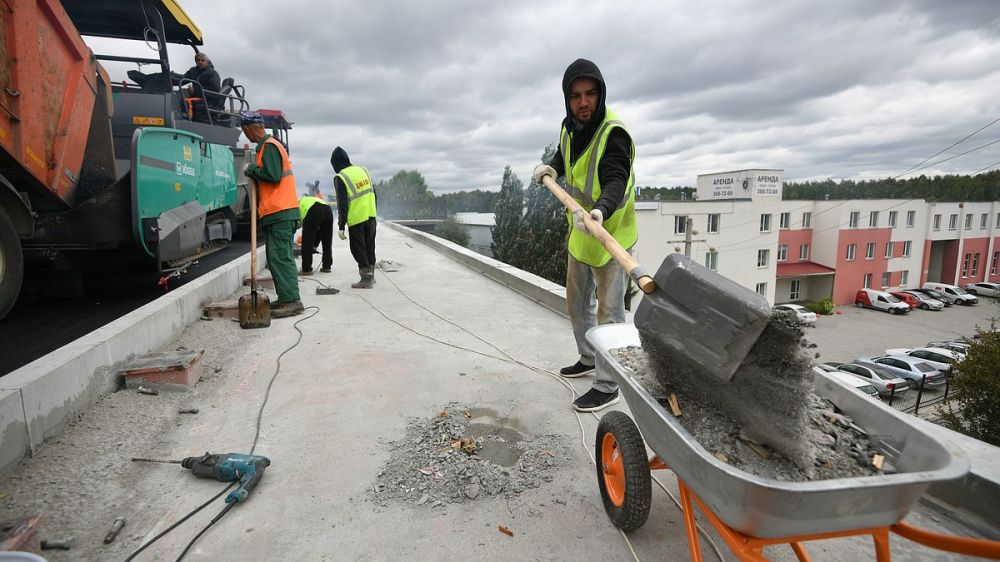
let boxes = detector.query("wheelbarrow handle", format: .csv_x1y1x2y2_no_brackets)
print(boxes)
541,175,656,294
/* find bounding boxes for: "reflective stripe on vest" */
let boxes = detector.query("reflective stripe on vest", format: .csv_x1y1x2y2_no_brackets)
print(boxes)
337,165,377,227
559,107,637,268
299,195,327,222
256,137,298,218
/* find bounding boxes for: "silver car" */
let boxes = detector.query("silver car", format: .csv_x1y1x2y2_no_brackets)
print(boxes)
858,355,946,387
885,347,964,373
925,340,972,356
964,281,1000,298
824,361,910,398
910,287,955,306
899,290,945,311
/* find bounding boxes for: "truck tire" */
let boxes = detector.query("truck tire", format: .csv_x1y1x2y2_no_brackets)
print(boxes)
0,205,24,320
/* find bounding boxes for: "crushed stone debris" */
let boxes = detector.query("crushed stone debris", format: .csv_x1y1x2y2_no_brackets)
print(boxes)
366,404,565,508
620,315,883,481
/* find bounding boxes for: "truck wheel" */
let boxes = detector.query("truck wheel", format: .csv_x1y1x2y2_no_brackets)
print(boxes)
596,411,651,532
0,205,24,320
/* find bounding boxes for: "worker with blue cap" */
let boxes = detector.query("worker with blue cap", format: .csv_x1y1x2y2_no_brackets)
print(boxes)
240,110,303,317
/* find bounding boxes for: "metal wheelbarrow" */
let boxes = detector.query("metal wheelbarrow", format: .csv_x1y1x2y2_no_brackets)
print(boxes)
587,324,1000,561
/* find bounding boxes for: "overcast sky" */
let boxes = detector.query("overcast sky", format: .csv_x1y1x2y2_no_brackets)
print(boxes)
98,1,1000,195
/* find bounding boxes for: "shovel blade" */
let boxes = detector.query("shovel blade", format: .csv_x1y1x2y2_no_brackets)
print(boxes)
238,291,271,329
633,253,771,383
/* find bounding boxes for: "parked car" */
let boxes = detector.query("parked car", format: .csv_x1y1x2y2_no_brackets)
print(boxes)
899,290,945,311
889,291,921,310
964,281,1000,298
860,355,946,387
885,347,964,372
813,367,879,398
773,304,817,325
926,340,972,355
922,282,978,305
823,361,910,398
909,287,954,306
855,289,911,314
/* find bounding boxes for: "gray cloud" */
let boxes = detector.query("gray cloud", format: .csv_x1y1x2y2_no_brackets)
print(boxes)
91,0,1000,194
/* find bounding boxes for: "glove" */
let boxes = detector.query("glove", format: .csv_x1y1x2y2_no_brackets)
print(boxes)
589,209,604,227
532,164,556,184
572,209,589,235
338,230,347,240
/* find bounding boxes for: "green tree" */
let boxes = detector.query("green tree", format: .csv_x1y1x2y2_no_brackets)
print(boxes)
491,166,525,266
434,215,470,247
520,143,568,285
939,327,1000,446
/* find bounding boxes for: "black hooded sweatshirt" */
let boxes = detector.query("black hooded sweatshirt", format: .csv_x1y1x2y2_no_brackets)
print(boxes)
183,63,223,109
548,59,632,221
331,146,373,230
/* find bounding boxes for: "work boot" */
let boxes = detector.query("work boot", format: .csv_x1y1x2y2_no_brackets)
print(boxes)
320,267,332,273
298,268,314,276
351,268,374,289
559,360,595,378
271,300,305,318
572,388,620,413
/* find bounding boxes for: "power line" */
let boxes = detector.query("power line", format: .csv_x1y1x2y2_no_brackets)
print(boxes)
894,117,1000,179
896,137,1000,178
972,158,1000,176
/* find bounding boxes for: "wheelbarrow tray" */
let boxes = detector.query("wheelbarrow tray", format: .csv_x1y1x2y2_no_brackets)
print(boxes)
588,324,969,538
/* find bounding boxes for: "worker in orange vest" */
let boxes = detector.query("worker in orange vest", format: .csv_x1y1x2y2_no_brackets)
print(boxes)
240,110,303,318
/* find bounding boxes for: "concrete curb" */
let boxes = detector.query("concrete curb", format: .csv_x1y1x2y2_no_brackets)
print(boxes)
384,221,569,318
0,248,259,475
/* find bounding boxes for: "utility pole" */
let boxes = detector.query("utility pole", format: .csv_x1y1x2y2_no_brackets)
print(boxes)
668,217,707,258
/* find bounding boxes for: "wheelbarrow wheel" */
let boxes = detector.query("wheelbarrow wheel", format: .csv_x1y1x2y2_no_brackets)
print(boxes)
596,411,651,532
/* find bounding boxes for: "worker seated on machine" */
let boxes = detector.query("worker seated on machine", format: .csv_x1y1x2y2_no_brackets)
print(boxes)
180,52,224,123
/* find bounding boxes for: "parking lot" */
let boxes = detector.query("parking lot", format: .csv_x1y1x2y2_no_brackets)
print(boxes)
805,297,998,416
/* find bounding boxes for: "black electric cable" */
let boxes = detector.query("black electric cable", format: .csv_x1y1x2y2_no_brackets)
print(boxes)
174,502,237,562
123,481,236,561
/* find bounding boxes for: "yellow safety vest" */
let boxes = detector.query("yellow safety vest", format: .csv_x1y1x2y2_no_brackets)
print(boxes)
298,195,327,222
560,107,637,267
336,166,377,227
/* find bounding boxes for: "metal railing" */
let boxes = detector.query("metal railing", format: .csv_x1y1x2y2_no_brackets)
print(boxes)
176,78,250,127
882,374,950,416
379,201,448,220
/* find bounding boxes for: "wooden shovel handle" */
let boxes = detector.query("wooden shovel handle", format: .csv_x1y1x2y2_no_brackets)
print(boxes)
249,179,258,289
541,175,656,294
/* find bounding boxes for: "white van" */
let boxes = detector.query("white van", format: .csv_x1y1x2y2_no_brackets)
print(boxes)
922,282,978,306
855,288,911,314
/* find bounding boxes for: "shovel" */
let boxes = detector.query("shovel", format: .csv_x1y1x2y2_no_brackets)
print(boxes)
540,175,771,382
239,181,271,329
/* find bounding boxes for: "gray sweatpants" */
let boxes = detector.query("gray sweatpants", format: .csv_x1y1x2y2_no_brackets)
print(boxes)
566,250,629,393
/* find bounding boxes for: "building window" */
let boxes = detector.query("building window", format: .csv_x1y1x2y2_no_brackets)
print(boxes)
996,213,1000,228
888,211,897,227
900,270,909,286
885,241,893,258
846,243,857,261
992,252,999,275
705,251,718,271
707,214,720,233
757,249,770,267
972,253,980,277
865,242,875,260
949,214,957,230
933,214,941,230
863,273,872,288
982,213,989,229
789,279,801,300
962,253,970,277
779,212,790,229
965,213,973,229
777,244,788,261
869,211,879,227
906,210,915,227
674,215,687,234
882,272,891,287
802,212,812,228
902,240,911,257
799,244,810,260
760,214,772,232
755,282,767,297
849,211,860,228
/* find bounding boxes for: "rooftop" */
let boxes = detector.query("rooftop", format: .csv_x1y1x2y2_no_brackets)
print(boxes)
0,223,997,560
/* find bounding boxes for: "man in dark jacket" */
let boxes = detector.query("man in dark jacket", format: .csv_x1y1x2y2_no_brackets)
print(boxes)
533,58,638,412
331,147,378,288
182,53,223,122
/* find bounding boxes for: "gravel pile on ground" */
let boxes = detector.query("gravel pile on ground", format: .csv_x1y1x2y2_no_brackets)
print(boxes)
623,315,883,481
366,404,564,508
